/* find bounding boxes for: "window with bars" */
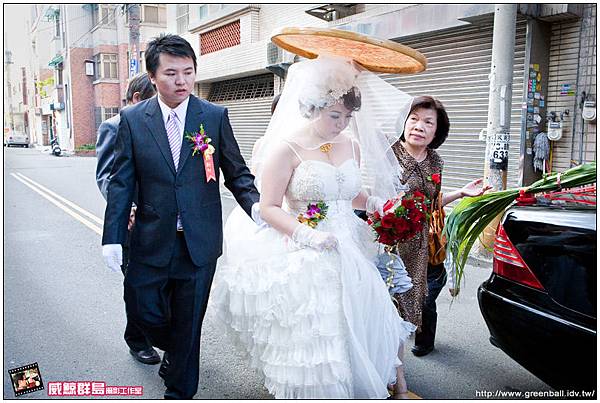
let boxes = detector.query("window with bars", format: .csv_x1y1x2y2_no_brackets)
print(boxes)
103,107,120,121
94,53,118,80
54,10,61,37
92,4,114,27
176,4,189,34
208,74,274,102
198,5,208,20
142,4,166,25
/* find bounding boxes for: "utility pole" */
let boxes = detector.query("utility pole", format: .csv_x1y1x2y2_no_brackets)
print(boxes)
480,4,517,249
128,4,141,79
484,4,517,192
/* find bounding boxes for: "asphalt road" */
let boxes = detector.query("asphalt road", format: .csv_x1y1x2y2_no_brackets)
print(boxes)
3,147,552,399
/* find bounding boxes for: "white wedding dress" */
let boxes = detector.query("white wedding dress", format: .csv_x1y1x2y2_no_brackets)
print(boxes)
211,146,415,399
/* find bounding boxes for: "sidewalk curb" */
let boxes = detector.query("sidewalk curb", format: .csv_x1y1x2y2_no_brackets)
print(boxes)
467,252,493,268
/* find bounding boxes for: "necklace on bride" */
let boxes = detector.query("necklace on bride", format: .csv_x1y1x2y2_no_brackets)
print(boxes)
314,129,334,153
319,143,333,153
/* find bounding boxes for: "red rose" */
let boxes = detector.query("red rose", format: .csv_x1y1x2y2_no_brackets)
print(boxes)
403,198,416,210
379,232,395,246
394,218,410,235
409,217,424,232
381,213,395,229
373,211,381,220
412,190,425,199
431,173,441,184
408,207,423,222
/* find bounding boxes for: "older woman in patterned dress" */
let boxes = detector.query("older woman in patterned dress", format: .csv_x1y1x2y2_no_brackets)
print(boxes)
391,95,490,357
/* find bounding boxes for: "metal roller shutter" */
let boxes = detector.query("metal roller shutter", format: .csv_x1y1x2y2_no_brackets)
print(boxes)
216,98,273,163
382,19,527,190
208,74,275,163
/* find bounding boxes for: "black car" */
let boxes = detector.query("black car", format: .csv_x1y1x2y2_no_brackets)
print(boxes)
478,201,596,391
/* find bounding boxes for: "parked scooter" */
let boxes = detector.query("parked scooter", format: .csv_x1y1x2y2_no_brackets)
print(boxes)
50,136,61,156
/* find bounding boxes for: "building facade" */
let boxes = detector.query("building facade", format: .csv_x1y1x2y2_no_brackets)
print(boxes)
168,3,595,190
27,4,167,151
167,4,329,160
330,3,596,188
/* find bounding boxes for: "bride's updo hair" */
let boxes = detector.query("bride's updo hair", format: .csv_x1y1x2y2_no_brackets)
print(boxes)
295,56,361,119
342,87,362,112
299,86,362,119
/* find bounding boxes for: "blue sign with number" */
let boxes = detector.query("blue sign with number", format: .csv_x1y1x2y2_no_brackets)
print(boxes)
129,59,138,77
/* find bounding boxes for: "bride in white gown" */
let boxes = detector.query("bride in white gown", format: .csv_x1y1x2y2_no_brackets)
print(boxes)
211,56,416,399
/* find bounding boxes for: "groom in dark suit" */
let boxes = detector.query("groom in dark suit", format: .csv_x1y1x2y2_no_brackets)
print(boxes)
102,34,260,399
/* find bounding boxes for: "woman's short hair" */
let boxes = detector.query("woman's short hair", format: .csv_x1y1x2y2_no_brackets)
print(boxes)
400,95,450,149
298,87,362,119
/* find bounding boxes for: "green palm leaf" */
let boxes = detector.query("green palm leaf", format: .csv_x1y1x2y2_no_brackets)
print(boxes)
444,162,596,290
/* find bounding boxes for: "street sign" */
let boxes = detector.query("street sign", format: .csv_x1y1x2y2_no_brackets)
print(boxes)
129,59,138,78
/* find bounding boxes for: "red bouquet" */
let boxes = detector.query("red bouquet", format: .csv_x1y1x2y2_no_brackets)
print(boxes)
368,191,429,246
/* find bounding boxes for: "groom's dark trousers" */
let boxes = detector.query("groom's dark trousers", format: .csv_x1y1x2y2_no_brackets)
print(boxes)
103,94,259,399
125,233,216,399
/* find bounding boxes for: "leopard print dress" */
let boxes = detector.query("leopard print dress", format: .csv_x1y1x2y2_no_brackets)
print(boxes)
391,142,443,331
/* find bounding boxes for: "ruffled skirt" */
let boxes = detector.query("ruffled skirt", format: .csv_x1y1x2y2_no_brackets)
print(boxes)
210,204,415,399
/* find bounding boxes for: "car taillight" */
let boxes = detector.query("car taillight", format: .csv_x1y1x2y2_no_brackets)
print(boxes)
493,223,545,290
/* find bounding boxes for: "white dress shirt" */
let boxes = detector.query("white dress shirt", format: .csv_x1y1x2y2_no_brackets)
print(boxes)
157,95,190,231
157,95,189,144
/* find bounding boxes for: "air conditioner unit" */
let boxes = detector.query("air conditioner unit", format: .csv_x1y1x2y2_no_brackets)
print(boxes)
266,42,295,78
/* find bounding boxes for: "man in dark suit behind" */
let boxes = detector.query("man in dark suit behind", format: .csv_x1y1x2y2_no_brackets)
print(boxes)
95,72,161,365
101,34,260,399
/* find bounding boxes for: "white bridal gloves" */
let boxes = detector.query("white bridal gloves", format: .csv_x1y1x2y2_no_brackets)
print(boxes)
251,202,267,226
366,196,385,216
292,224,339,252
102,244,122,272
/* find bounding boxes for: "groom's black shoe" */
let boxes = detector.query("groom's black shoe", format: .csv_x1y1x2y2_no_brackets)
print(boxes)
159,352,171,379
411,344,434,357
129,348,161,365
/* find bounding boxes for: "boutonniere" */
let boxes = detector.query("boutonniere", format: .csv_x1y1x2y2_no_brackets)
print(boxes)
297,201,329,228
185,124,216,182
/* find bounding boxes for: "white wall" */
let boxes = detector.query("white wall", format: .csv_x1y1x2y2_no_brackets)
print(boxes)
258,4,326,40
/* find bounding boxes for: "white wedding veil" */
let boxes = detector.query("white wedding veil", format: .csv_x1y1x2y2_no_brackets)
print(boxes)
252,55,413,201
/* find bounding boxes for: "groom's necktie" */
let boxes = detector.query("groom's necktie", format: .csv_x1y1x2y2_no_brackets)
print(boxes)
166,109,183,231
166,109,181,170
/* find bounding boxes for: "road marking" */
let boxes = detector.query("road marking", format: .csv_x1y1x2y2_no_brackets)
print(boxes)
10,173,103,236
14,172,104,225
